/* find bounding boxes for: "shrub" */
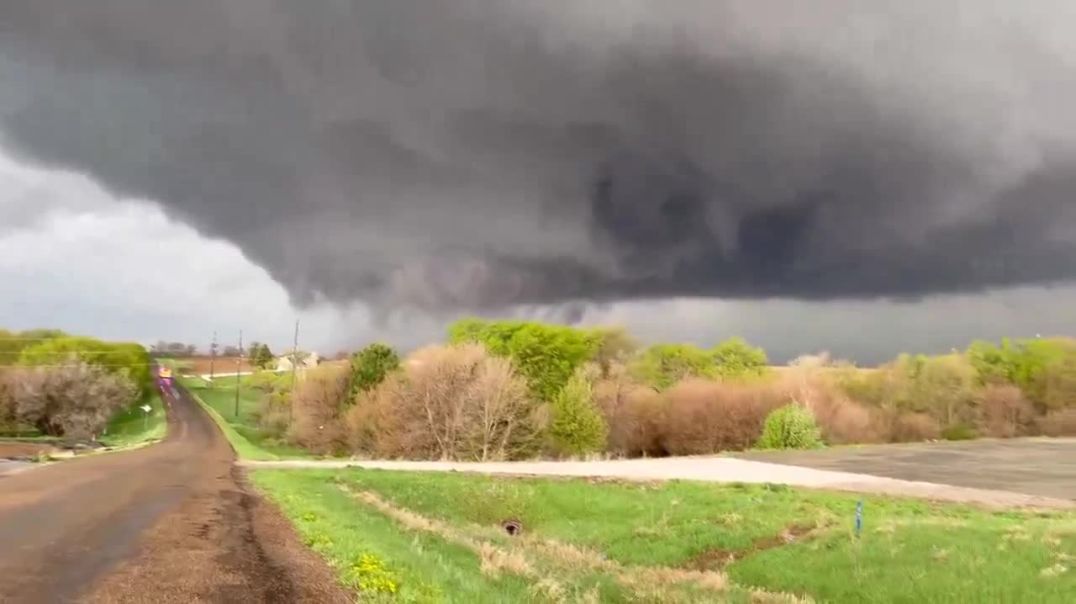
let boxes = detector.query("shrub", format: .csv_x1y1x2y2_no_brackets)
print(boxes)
979,384,1034,438
244,370,291,393
889,412,941,442
0,369,16,430
661,379,784,455
914,354,980,427
778,359,884,444
1039,408,1076,437
594,371,666,457
941,424,978,441
548,370,607,457
11,362,138,440
756,404,823,450
347,344,536,460
287,365,350,455
349,343,400,395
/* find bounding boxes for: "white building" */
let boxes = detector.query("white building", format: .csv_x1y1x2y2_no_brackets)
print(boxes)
274,351,321,372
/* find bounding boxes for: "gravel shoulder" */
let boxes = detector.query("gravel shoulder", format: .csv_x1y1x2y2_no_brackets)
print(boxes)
243,451,1075,510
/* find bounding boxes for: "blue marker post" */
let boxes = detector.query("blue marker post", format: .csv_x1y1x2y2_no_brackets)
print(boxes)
855,500,864,538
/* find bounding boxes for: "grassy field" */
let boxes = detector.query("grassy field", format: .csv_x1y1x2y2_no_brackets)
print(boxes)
99,388,167,447
178,375,311,460
251,469,1076,603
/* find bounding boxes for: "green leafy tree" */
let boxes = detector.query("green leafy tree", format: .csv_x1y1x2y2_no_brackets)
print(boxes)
18,337,150,392
350,343,400,396
756,404,823,450
632,343,715,390
1,329,66,367
448,319,597,402
251,343,275,369
966,337,1076,411
588,326,638,377
711,337,768,379
548,371,607,457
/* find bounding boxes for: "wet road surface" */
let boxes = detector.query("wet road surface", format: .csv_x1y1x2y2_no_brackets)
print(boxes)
0,384,348,603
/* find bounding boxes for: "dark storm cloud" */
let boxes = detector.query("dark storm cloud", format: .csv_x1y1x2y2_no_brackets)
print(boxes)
2,0,1076,311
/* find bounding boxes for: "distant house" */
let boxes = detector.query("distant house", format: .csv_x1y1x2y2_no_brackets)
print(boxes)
275,351,321,373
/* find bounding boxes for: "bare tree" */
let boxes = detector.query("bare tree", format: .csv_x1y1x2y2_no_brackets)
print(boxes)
463,356,531,461
286,365,350,454
346,344,535,461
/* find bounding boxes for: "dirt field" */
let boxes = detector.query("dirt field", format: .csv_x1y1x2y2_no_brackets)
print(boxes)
178,356,256,375
0,384,348,603
736,437,1076,500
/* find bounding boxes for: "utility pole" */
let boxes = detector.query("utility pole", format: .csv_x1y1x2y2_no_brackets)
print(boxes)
234,329,243,418
290,319,300,422
209,331,218,383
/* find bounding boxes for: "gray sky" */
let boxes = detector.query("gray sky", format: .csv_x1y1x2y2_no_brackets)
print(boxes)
1,1,1074,363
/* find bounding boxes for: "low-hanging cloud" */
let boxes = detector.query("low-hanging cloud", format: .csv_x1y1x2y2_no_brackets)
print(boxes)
3,0,1076,313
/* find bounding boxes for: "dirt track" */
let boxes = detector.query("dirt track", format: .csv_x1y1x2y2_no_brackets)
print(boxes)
0,385,349,603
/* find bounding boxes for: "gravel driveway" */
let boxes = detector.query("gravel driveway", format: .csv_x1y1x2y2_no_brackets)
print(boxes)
244,451,1074,510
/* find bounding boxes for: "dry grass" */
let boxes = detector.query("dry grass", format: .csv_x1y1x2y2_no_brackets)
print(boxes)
338,484,765,601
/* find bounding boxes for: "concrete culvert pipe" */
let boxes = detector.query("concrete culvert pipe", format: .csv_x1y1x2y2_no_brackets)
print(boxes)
501,520,522,536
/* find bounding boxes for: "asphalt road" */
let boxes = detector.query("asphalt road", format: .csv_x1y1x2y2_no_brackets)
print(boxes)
736,437,1076,500
0,384,348,603
0,459,30,476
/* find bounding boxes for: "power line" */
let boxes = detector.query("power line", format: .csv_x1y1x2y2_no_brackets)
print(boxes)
0,362,161,369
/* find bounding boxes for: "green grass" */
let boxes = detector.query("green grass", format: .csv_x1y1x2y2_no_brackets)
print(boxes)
252,469,1076,603
99,388,167,447
179,375,312,460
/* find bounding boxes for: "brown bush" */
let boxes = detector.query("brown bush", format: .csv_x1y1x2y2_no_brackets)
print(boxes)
593,364,663,456
777,362,884,444
0,369,15,429
598,387,666,457
816,399,884,444
1039,408,1076,437
659,379,785,455
11,362,137,440
979,384,1034,438
346,344,536,460
286,365,350,455
888,412,941,442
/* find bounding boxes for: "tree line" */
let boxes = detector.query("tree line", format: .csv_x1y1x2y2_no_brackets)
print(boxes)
247,319,1075,461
